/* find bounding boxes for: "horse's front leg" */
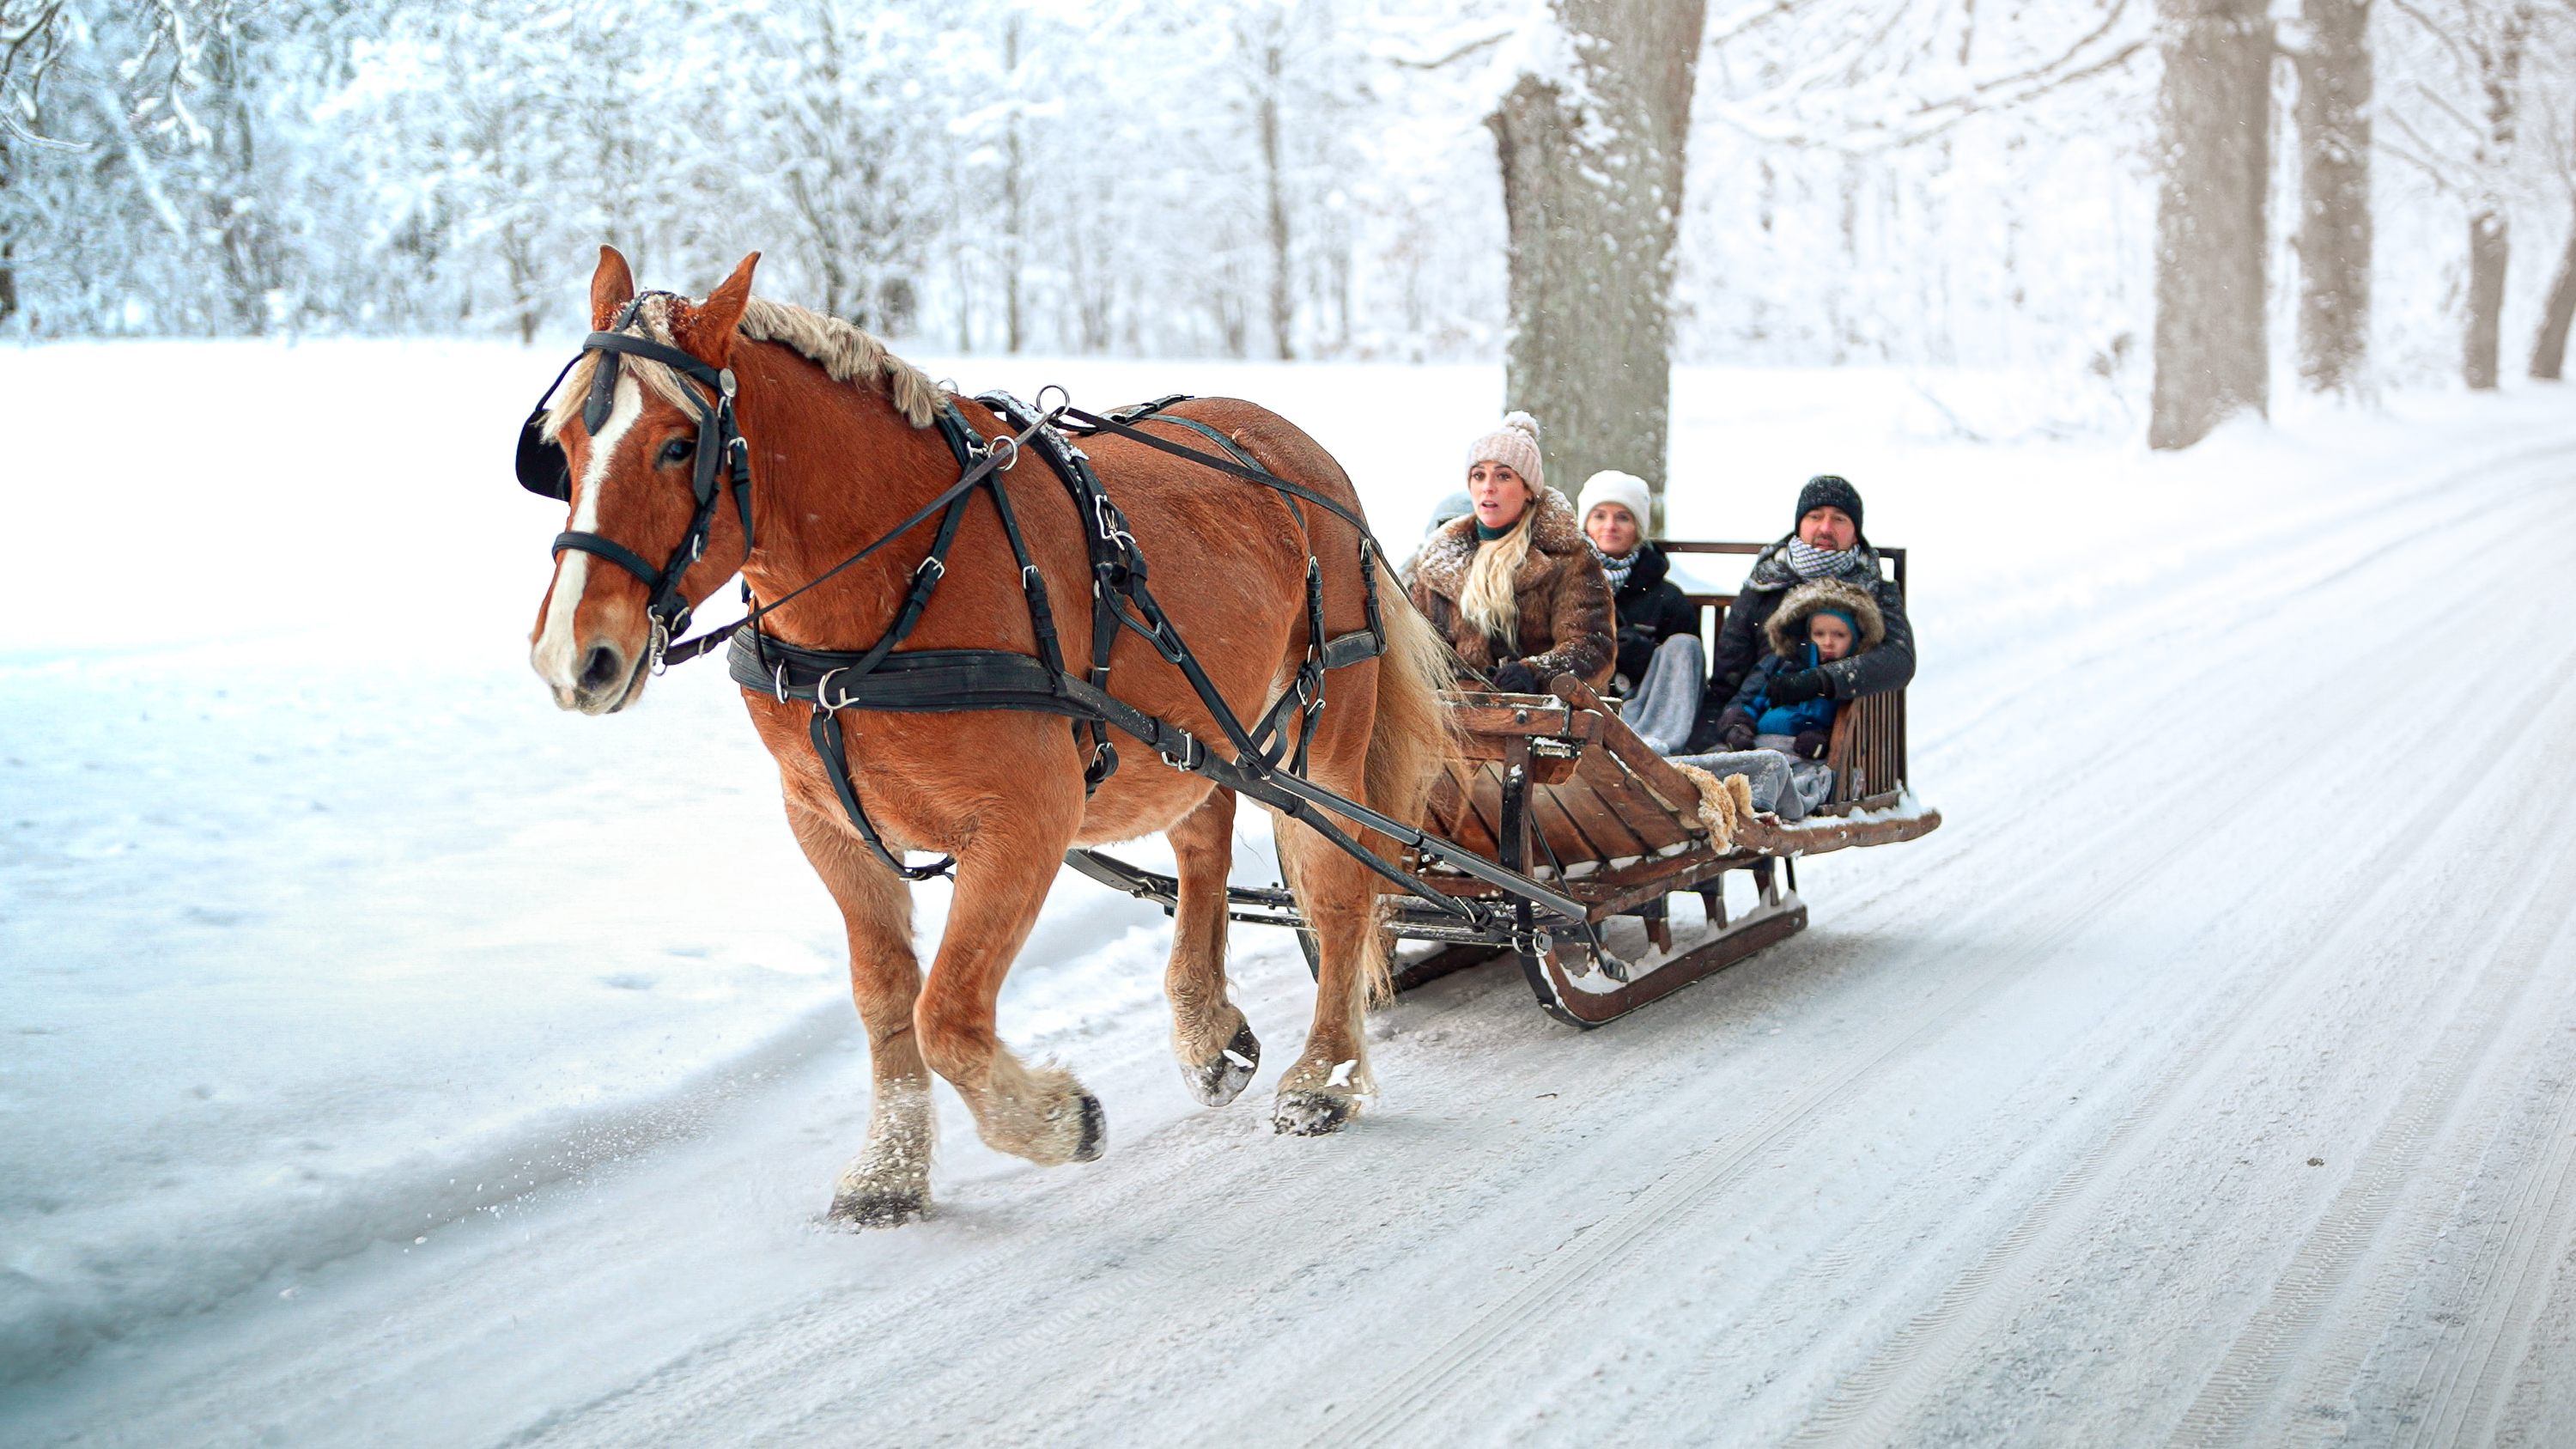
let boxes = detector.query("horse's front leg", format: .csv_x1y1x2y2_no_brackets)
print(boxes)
914,791,1105,1167
784,800,937,1228
1166,786,1261,1106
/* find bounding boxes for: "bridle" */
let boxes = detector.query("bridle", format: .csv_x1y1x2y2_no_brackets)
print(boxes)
514,292,756,669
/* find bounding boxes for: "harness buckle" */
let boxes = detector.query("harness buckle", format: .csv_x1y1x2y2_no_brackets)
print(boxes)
1092,494,1135,552
814,665,849,714
1295,658,1326,715
773,661,791,705
993,434,1019,472
647,617,672,674
1158,735,1205,772
914,555,946,585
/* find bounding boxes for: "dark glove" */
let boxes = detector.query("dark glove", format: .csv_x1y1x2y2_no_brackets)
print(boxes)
1487,661,1542,693
1716,705,1756,752
1792,728,1830,760
1765,667,1831,706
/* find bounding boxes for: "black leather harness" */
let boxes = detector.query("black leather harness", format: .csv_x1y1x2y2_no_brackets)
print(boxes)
514,326,1573,926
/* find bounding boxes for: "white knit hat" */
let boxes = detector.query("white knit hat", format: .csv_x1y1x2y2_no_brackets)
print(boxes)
1576,470,1652,531
1464,411,1544,492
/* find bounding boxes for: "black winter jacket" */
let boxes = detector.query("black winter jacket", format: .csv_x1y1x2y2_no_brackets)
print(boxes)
1688,539,1915,751
1605,543,1699,688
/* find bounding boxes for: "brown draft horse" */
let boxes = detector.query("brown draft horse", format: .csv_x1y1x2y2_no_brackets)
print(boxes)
527,247,1455,1226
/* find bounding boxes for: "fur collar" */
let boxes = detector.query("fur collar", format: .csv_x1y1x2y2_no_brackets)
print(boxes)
1411,485,1588,599
1764,577,1886,657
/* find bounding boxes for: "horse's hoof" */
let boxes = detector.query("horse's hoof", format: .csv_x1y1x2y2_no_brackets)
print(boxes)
829,1188,928,1228
1180,1021,1261,1107
1273,1089,1354,1136
1069,1089,1108,1163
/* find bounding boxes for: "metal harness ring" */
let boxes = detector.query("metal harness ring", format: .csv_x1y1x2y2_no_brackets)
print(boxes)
814,665,849,714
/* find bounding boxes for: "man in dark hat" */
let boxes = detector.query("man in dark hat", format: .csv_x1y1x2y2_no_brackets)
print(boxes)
1683,473,1916,752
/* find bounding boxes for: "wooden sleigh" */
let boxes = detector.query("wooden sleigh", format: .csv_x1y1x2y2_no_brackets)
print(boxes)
1066,540,1939,1028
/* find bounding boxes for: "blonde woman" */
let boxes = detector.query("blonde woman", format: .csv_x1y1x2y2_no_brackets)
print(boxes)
1406,412,1615,693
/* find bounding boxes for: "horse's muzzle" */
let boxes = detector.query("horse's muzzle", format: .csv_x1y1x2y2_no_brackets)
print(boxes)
544,637,650,715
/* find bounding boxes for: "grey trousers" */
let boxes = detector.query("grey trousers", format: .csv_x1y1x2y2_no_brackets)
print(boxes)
1623,634,1704,756
1664,747,1832,822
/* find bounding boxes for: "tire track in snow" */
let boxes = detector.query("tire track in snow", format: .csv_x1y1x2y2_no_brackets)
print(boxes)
1301,459,2576,1449
2385,923,2576,1449
1298,686,2502,1446
1772,644,2576,1449
2157,829,2576,1447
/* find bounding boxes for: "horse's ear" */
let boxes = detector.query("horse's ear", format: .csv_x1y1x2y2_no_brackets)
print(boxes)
676,252,760,366
590,246,636,331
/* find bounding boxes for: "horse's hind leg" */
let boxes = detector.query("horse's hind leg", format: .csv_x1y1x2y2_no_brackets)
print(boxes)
1269,811,1387,1135
787,802,937,1227
1167,787,1260,1106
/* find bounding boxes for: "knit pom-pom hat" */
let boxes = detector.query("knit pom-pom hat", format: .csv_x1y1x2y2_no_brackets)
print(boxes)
1465,411,1545,493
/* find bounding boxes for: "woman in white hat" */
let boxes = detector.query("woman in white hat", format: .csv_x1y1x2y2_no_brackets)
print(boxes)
1405,412,1614,692
1576,469,1703,753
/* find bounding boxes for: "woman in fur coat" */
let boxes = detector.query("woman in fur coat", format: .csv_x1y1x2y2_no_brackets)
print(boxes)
1406,413,1616,693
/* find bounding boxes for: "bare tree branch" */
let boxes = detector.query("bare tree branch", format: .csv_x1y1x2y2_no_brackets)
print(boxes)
1384,29,1511,71
1704,0,2145,154
1707,0,1814,47
2387,0,2480,73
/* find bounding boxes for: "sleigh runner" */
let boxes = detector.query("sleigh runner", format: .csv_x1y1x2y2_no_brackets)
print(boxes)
1066,544,1940,1030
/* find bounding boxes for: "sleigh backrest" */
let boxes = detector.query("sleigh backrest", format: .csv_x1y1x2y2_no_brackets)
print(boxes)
1659,539,1911,815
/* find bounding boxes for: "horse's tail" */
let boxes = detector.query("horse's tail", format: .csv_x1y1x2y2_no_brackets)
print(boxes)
1358,563,1461,1005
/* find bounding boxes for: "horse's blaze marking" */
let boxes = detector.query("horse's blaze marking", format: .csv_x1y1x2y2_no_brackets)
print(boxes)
533,374,644,690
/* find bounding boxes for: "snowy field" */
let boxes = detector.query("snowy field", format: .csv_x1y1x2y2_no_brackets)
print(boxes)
5,338,2576,1446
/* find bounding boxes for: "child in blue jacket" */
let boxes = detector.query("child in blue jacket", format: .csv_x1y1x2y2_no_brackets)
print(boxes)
1684,578,1882,817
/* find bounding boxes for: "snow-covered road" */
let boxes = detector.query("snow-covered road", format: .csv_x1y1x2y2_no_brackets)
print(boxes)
5,344,2573,1446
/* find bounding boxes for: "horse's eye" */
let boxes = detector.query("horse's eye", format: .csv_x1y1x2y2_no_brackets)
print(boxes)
659,436,696,466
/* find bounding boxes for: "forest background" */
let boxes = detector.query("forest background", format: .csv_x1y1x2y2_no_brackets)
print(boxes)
9,0,2576,446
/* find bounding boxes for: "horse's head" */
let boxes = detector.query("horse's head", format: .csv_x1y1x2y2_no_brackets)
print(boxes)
527,247,761,714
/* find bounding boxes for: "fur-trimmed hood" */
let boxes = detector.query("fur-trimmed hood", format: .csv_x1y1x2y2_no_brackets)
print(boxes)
1409,484,1589,600
1763,577,1885,658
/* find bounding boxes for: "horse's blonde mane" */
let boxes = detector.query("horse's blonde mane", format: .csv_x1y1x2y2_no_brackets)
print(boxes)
542,292,945,441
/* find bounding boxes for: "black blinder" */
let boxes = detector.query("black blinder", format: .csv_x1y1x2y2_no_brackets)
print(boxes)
515,405,572,501
582,349,623,434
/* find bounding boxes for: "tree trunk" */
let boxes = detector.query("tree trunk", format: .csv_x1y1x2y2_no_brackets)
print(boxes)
1260,36,1293,362
1488,0,1707,533
2293,0,2371,394
2528,212,2576,380
2465,209,2509,388
2464,8,2527,391
2149,0,2273,450
1002,14,1026,356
